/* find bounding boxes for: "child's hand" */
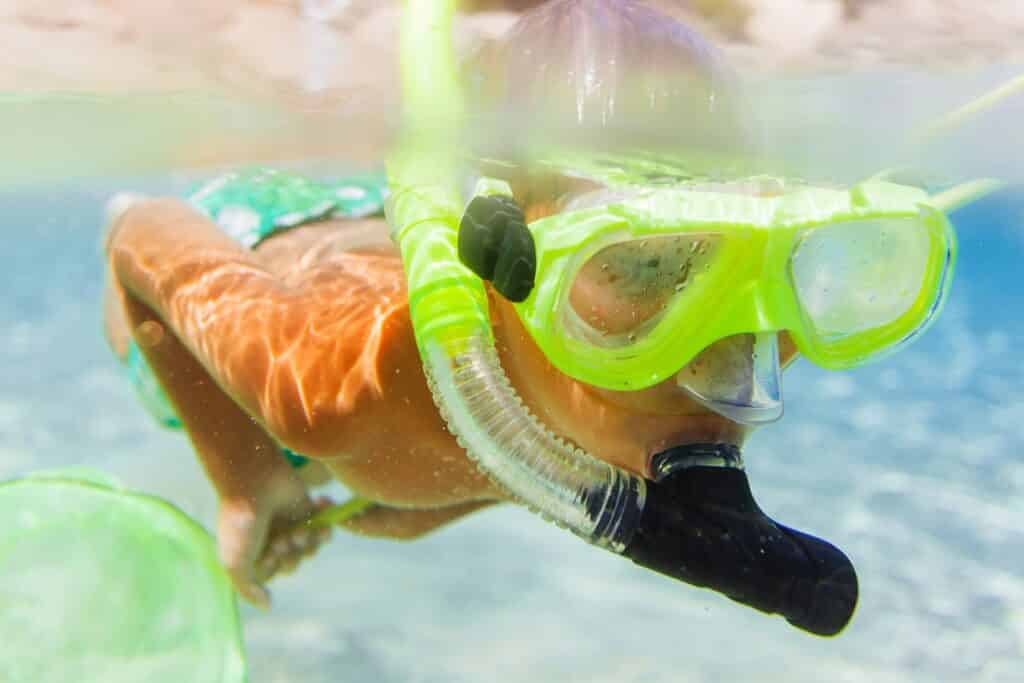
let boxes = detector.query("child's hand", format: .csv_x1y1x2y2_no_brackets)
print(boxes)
216,475,334,608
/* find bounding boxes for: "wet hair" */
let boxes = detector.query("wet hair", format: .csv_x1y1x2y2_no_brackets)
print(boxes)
466,0,751,166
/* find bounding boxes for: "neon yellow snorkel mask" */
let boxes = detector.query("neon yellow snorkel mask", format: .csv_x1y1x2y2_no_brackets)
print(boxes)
458,174,962,424
487,176,956,386
387,0,1014,637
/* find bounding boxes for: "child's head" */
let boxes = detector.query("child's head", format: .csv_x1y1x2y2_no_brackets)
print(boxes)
465,0,753,169
458,0,783,452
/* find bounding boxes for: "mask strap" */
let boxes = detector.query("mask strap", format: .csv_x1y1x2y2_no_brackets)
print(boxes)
866,73,1021,210
912,73,1024,145
916,73,1021,211
929,177,1006,214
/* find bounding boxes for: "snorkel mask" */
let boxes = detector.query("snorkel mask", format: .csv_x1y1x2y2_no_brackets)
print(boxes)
387,0,1009,636
463,172,957,424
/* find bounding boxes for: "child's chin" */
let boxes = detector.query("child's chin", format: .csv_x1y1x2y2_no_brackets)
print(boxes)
645,417,750,465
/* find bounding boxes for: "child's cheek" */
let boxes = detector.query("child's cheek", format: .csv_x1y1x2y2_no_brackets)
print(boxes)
779,331,800,369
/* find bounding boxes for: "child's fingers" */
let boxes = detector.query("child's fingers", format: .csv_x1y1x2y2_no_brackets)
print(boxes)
258,499,335,582
257,552,281,582
278,554,301,576
218,500,273,608
235,578,271,609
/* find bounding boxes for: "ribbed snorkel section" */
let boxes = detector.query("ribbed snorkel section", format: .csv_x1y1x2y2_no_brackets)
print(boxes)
389,0,646,553
424,334,645,551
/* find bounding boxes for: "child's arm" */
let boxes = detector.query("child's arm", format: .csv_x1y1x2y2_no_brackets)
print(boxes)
110,267,331,606
105,200,353,604
106,199,501,600
107,198,367,458
102,270,132,360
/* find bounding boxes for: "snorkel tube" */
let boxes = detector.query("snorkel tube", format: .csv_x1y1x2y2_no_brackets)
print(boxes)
387,0,643,554
387,0,857,636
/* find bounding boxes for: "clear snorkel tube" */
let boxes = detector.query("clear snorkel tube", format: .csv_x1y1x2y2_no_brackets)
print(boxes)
387,0,861,637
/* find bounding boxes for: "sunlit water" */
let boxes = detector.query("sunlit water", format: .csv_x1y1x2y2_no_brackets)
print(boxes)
1,103,1023,680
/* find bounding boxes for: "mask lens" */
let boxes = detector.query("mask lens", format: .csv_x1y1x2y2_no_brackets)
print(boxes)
790,217,934,341
565,234,721,347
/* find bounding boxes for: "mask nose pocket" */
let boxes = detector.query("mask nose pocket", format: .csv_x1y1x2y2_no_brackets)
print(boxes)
675,332,784,425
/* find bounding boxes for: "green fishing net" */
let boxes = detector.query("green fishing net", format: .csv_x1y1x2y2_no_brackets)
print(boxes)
0,469,246,683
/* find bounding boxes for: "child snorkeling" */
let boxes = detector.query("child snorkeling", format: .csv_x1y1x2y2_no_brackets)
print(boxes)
104,0,1005,636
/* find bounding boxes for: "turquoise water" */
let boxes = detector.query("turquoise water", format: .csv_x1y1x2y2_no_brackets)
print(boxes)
1,175,1021,681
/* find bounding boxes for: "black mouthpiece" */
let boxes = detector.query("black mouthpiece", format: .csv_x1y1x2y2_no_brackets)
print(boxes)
624,445,858,636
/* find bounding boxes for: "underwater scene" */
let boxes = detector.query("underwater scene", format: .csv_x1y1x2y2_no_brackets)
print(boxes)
4,174,1022,682
2,1,1023,682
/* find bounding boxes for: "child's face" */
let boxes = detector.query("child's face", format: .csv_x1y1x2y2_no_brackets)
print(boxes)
567,234,798,401
491,291,798,479
494,181,799,477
